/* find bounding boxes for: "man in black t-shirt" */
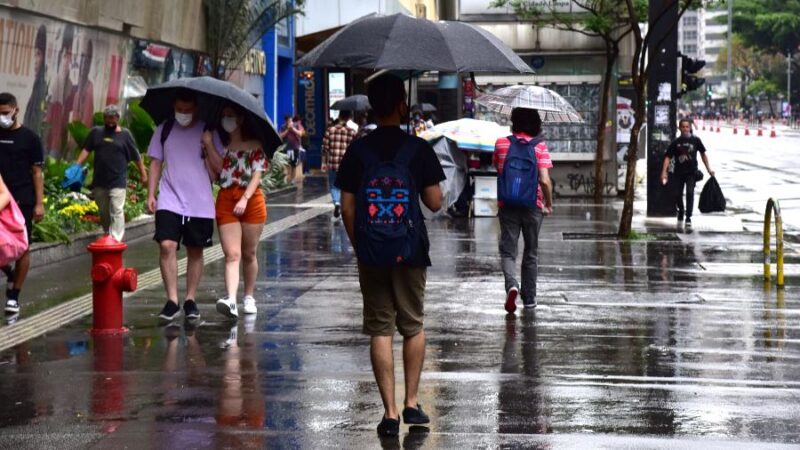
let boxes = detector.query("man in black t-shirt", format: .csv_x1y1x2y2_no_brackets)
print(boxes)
336,74,445,437
75,105,147,241
660,119,715,226
0,92,45,316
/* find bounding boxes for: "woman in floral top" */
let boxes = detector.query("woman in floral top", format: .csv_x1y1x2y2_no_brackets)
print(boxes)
202,103,268,319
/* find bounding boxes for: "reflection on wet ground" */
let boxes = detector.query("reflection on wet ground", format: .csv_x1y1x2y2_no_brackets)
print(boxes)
1,181,799,447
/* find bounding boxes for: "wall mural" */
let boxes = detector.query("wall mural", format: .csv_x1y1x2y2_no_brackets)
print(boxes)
0,9,127,158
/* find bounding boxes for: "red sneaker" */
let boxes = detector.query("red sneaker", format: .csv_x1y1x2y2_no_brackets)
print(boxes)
505,287,518,314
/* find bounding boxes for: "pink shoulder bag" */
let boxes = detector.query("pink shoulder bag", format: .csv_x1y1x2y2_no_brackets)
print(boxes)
0,196,29,267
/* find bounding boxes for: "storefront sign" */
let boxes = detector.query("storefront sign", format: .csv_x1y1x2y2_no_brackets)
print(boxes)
243,49,266,75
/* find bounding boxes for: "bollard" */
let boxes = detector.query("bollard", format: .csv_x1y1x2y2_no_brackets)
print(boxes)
87,235,138,335
763,198,784,288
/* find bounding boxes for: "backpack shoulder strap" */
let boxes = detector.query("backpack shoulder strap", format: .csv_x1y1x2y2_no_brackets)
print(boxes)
392,136,419,167
160,119,175,148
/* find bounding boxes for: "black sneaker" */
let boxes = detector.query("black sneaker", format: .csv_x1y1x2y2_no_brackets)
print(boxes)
183,299,200,320
4,299,20,314
158,301,181,323
685,217,692,226
333,204,341,218
377,416,400,436
402,404,430,425
523,297,537,309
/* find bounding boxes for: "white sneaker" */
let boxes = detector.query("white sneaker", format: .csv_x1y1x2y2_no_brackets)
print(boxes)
4,299,20,314
242,295,257,315
216,296,239,319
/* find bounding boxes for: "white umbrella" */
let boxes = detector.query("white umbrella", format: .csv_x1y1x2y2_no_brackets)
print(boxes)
419,118,510,153
475,85,583,123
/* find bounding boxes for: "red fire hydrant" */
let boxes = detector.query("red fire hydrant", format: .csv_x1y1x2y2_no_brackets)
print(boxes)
87,235,137,335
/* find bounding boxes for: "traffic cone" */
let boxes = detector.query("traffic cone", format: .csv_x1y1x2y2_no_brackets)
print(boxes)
733,125,738,134
716,120,721,133
770,125,777,138
758,126,763,136
745,126,750,136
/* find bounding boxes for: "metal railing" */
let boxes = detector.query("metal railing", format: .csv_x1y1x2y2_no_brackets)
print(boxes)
763,198,785,288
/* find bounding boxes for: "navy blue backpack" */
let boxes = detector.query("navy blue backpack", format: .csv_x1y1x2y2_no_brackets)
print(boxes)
497,135,541,207
355,139,422,266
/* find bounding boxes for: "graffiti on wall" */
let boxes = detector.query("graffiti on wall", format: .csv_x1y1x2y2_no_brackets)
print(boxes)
554,171,615,196
0,9,127,158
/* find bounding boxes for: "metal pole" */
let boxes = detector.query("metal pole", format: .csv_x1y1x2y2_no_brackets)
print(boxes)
727,0,733,116
788,51,792,119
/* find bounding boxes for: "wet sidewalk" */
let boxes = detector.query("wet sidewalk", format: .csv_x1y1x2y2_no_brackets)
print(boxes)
1,177,799,448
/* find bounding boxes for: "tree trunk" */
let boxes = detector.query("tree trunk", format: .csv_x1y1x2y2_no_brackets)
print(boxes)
594,43,617,203
618,76,647,238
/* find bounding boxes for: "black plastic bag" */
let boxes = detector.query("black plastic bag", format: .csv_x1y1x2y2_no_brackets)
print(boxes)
699,176,726,213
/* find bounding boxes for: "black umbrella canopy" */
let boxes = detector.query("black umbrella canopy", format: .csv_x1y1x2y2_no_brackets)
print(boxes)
331,94,371,111
140,76,282,152
296,13,533,74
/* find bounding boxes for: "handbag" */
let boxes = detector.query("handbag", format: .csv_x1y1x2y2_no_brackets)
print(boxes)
694,169,704,182
0,197,29,267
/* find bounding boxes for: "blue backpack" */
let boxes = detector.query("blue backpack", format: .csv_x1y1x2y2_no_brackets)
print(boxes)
355,138,422,266
497,135,541,207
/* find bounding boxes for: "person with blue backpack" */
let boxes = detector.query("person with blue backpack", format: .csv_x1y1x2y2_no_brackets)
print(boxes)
494,108,553,314
336,74,445,437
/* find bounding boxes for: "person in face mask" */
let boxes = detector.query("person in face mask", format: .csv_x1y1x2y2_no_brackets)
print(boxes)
660,118,715,227
146,88,225,325
202,103,267,318
75,104,148,241
0,92,45,318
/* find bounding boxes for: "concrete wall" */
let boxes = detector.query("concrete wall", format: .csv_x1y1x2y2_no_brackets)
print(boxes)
296,0,411,36
0,0,206,51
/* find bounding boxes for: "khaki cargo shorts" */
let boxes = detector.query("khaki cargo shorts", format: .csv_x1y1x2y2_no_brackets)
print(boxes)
357,264,427,337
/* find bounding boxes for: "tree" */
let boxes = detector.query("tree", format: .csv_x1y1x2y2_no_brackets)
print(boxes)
716,36,786,110
730,0,800,56
492,0,635,202
617,0,702,238
204,0,304,80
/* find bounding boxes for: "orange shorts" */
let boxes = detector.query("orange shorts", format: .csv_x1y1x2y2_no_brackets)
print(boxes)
215,186,267,225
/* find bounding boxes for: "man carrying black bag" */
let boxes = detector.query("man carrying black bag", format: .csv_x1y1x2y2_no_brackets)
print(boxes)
660,119,715,226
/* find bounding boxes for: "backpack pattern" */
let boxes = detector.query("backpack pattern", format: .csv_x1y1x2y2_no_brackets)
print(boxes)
366,177,410,224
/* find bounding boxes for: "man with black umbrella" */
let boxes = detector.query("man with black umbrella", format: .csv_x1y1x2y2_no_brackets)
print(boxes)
146,88,225,324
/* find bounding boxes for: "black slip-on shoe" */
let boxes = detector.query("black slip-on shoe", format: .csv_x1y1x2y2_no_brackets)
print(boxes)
402,404,430,425
377,416,400,436
158,301,181,323
183,299,200,320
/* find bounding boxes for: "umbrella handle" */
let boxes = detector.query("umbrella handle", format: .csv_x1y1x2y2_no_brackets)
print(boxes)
470,72,484,94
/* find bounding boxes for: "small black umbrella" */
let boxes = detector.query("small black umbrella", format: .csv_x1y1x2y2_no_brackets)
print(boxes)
140,76,281,153
331,94,371,111
296,13,532,73
412,103,437,113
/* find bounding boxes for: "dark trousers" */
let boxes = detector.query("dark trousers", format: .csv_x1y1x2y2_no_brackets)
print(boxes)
674,173,696,219
498,206,544,303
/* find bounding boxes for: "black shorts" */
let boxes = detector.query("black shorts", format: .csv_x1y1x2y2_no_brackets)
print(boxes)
18,203,33,244
153,210,214,249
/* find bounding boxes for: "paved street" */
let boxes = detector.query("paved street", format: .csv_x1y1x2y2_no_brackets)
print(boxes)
1,177,799,449
697,123,800,232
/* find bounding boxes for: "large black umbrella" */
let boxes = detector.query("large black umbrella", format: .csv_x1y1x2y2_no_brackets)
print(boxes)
331,94,371,111
296,13,532,73
140,76,281,152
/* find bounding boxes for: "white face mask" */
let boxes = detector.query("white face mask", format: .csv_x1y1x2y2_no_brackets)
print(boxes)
175,112,193,127
0,113,15,129
221,117,238,133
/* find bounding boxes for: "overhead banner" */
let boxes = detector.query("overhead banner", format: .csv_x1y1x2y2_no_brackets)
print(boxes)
0,8,128,158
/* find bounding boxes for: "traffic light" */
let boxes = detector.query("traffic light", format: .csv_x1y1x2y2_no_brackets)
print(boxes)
679,54,706,97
